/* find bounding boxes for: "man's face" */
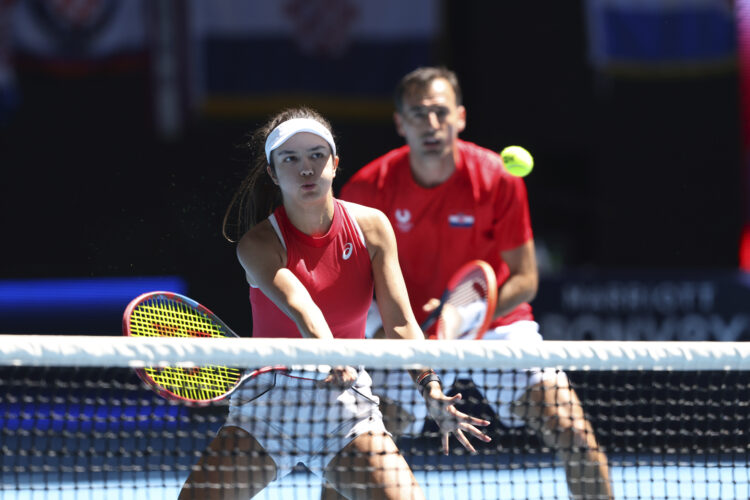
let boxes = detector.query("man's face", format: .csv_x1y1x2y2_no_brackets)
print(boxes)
394,78,466,162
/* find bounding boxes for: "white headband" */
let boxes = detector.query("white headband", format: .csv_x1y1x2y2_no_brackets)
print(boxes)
264,118,336,163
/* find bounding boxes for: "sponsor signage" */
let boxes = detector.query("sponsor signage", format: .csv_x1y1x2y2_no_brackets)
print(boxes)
535,271,750,341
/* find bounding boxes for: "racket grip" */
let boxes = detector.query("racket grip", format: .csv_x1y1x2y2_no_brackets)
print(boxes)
420,310,439,332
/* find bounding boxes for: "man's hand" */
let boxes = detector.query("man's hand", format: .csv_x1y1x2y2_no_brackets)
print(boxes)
423,298,461,339
424,298,489,339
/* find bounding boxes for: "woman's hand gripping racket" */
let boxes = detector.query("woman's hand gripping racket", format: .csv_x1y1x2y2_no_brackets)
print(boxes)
123,291,287,405
421,260,498,340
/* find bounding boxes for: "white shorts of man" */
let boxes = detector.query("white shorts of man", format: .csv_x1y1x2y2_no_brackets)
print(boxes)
365,303,565,433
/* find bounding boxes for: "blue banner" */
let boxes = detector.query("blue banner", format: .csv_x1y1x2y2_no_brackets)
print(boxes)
11,0,147,62
0,276,188,334
190,0,440,118
585,0,738,76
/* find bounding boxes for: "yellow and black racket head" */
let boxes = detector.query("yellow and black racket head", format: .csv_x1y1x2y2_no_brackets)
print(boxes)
123,291,243,405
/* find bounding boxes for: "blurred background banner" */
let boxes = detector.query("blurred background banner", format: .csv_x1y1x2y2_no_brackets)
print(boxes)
585,0,737,77
190,0,440,120
736,0,750,269
0,0,17,125
0,276,187,334
11,0,148,71
534,271,750,342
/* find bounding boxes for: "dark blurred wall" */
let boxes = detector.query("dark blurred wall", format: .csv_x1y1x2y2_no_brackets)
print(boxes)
442,3,601,268
590,76,742,268
443,2,743,270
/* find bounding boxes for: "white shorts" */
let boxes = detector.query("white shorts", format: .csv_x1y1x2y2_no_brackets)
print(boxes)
224,367,388,481
369,321,566,432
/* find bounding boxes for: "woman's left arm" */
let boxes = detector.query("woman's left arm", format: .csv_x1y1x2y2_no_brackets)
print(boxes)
351,203,491,454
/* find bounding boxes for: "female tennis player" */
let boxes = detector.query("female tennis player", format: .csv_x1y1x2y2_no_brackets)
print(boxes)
178,107,490,500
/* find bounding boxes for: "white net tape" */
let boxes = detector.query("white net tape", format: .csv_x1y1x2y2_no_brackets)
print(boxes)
1,335,749,371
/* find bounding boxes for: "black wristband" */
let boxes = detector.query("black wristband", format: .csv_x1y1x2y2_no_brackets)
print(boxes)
418,373,442,395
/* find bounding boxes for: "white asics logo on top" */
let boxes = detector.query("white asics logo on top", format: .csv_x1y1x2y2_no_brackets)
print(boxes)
342,243,353,260
394,209,413,232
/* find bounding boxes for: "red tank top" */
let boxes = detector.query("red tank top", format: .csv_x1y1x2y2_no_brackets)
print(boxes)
249,199,373,339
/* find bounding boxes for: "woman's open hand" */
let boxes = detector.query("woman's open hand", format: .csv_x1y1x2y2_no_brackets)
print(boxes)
423,384,492,454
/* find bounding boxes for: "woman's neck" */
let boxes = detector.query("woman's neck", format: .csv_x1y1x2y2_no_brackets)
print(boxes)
283,196,335,236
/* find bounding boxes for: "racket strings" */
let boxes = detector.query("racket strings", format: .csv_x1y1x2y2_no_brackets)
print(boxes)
129,298,227,339
439,268,490,338
145,365,240,401
129,297,242,401
446,273,488,305
445,270,489,306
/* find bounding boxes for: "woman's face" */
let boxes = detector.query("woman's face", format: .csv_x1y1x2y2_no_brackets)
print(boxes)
268,131,338,204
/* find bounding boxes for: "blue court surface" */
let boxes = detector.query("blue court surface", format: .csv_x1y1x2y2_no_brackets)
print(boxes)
3,456,748,499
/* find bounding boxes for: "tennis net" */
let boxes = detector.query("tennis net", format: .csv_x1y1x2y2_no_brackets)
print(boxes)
1,335,749,499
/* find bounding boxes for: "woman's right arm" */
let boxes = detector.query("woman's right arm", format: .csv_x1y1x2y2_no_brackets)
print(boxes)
236,221,334,340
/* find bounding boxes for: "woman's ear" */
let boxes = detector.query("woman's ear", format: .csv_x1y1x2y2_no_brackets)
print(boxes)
266,165,279,185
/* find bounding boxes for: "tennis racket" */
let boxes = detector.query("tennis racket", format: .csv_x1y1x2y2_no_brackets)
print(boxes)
421,260,498,340
123,291,287,405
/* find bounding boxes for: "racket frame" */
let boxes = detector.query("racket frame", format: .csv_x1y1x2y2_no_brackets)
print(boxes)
423,260,498,340
123,291,243,405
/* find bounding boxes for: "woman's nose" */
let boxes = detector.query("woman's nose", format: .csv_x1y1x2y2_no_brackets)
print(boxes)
299,160,314,175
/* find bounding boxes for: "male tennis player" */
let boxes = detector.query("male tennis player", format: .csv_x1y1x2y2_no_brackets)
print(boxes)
338,67,614,500
178,106,490,500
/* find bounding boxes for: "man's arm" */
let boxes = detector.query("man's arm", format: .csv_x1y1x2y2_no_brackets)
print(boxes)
496,239,538,317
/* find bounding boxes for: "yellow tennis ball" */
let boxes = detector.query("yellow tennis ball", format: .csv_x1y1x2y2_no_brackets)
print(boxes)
500,145,534,177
